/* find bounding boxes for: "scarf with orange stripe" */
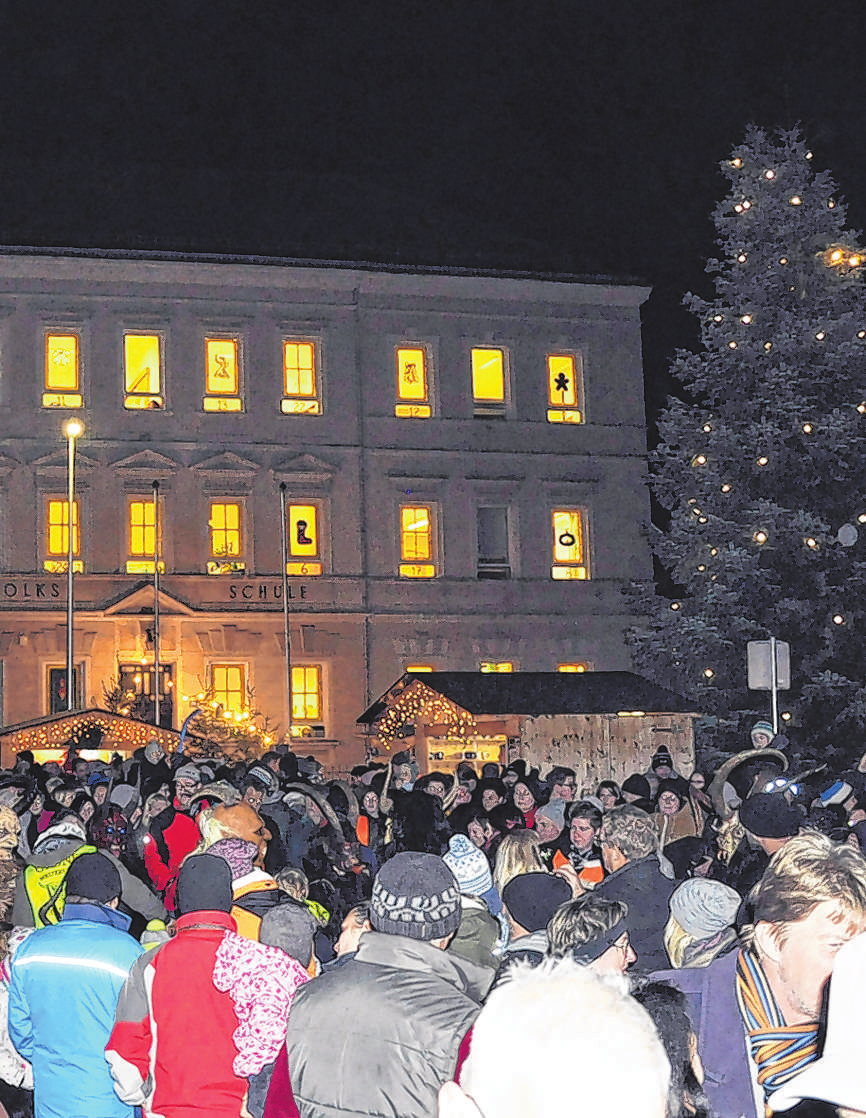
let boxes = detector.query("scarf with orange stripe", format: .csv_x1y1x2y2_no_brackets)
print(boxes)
735,948,819,1115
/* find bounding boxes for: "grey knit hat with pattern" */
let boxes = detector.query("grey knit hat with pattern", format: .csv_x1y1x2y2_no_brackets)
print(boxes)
371,852,461,941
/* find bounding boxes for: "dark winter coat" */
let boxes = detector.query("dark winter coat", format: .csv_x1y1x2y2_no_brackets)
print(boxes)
286,931,491,1118
594,853,675,973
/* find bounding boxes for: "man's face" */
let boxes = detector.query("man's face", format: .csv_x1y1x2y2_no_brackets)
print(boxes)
175,778,200,809
763,900,865,1021
467,819,491,848
513,783,535,813
753,732,772,749
654,763,672,780
73,761,88,783
658,791,681,816
570,816,597,852
535,815,562,844
592,930,636,975
335,910,370,957
425,780,446,800
553,778,577,802
598,787,618,811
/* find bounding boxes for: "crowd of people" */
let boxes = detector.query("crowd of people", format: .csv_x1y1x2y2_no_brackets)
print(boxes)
0,728,864,1117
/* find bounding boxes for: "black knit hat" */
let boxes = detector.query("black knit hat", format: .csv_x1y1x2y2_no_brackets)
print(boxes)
739,792,803,839
64,852,122,904
371,852,461,941
176,853,233,915
502,872,571,932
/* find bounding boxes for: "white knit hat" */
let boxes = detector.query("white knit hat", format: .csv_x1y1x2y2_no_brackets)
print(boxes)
443,833,493,897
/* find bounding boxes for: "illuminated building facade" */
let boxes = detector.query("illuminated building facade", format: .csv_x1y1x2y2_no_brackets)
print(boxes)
0,249,652,767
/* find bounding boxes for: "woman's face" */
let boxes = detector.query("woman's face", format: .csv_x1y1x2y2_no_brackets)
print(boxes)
79,800,95,825
513,783,535,812
690,773,706,791
599,787,618,811
362,791,379,815
659,791,681,816
92,784,108,806
30,792,44,815
54,788,76,809
534,815,561,843
467,819,489,848
482,789,503,812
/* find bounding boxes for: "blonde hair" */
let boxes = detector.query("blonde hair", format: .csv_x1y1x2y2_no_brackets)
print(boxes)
494,830,545,895
662,914,690,968
743,829,866,949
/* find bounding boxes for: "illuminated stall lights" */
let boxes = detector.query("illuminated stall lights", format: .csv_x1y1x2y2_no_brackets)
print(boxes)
375,680,478,748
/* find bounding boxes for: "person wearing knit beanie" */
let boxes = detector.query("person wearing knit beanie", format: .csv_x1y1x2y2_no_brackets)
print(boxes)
444,836,503,970
371,851,462,942
738,792,803,854
176,853,233,915
65,851,122,905
663,878,741,969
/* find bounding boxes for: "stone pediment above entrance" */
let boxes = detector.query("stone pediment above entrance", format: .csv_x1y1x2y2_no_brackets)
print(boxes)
103,583,195,616
272,453,336,488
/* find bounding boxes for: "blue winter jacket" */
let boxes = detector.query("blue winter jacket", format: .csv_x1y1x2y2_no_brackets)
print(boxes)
8,901,143,1118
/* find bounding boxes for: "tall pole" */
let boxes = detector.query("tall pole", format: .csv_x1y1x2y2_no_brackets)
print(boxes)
279,482,293,737
63,419,83,712
152,480,161,727
770,635,779,736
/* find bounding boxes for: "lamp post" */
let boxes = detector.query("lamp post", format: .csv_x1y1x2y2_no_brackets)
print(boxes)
63,418,83,712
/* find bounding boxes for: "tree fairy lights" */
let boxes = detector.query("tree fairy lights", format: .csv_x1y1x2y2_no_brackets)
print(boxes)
374,678,477,748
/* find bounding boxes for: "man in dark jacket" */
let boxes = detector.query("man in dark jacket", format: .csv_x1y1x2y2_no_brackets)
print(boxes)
594,804,675,973
285,852,492,1118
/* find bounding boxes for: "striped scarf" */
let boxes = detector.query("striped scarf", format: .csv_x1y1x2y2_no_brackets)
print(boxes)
735,948,819,1115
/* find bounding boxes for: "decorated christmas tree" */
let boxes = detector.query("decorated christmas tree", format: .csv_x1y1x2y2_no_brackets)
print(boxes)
628,126,866,763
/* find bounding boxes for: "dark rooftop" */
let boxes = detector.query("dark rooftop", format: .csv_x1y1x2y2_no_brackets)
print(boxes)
358,671,699,725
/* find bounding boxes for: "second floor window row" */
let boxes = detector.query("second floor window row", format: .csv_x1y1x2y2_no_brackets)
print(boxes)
39,498,589,582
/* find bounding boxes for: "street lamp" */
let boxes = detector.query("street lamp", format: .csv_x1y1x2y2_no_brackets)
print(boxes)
63,418,83,712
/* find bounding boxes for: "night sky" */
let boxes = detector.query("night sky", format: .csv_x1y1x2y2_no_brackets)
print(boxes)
2,1,866,414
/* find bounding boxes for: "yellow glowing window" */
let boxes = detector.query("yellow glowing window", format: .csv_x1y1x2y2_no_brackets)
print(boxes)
286,502,323,576
124,333,164,409
480,661,514,673
204,337,242,412
558,663,591,673
44,499,83,573
551,509,589,580
208,501,245,574
127,499,165,574
282,340,321,415
395,347,431,418
547,354,583,424
212,663,246,715
400,504,436,578
43,333,82,408
471,347,506,411
292,664,322,721
406,664,435,673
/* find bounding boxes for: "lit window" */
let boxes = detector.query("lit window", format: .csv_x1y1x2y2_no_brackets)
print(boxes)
480,661,514,673
551,509,589,580
547,354,583,423
124,333,164,409
400,504,436,578
208,501,245,574
557,663,591,673
127,498,164,574
471,347,507,416
286,502,323,576
292,664,322,721
203,337,242,412
395,346,431,418
212,663,246,715
477,506,510,579
406,664,435,672
43,333,82,408
44,498,82,573
282,340,321,414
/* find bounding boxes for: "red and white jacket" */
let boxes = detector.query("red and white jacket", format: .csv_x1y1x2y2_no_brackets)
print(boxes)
106,910,308,1118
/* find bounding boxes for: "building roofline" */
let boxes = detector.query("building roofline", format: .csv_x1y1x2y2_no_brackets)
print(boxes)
0,242,650,290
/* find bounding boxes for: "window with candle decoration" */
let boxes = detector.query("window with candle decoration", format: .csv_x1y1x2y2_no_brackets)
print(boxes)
625,125,866,760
